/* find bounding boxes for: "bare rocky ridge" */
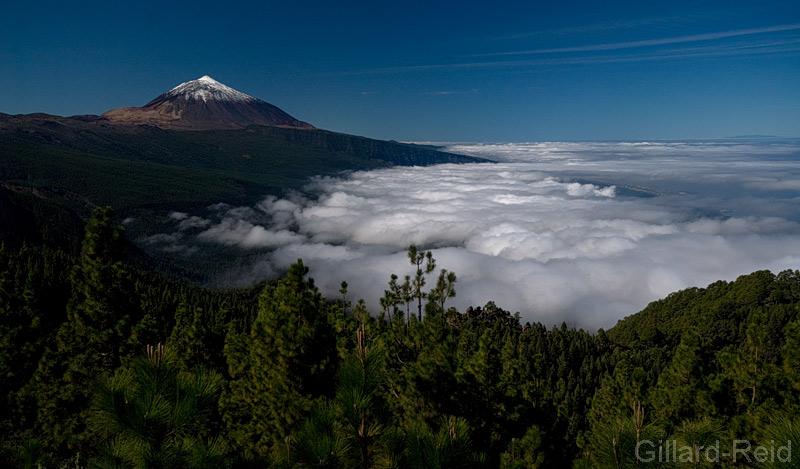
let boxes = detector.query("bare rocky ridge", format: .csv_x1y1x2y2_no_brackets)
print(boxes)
101,75,314,130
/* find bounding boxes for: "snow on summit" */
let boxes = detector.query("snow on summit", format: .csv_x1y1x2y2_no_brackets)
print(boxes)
164,75,258,103
100,75,314,130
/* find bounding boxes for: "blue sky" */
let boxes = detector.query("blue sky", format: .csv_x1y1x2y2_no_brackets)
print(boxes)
2,0,798,141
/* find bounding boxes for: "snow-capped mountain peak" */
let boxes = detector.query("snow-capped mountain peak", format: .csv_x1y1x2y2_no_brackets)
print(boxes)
163,75,258,103
100,75,314,130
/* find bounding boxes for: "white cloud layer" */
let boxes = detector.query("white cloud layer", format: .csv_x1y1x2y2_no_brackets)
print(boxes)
147,140,800,330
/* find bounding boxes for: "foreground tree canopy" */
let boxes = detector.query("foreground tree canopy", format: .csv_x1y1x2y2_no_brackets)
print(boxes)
1,207,799,468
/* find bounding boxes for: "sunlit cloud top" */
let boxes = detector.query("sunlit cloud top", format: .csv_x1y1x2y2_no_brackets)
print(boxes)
142,139,800,330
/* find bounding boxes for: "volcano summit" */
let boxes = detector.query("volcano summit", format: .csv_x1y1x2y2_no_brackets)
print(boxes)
100,75,314,130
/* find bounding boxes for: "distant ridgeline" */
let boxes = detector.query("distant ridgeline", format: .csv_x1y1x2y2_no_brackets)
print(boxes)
0,207,798,467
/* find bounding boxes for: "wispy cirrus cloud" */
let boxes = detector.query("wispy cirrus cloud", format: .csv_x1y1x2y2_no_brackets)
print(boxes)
420,89,478,96
357,24,800,74
487,14,706,42
470,24,800,58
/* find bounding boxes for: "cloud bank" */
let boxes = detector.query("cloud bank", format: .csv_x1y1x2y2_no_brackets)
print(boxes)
146,140,800,330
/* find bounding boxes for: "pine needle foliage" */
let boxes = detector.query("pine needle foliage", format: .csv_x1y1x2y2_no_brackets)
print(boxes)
90,343,226,469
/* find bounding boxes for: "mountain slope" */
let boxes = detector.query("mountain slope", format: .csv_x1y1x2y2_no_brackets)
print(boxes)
100,75,314,130
0,112,488,213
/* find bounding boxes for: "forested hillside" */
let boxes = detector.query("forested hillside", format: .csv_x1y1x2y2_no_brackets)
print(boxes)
0,113,485,217
1,208,799,468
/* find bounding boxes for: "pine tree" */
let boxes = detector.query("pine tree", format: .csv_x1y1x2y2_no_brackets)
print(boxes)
757,413,800,469
290,401,350,468
429,269,457,318
220,260,336,461
336,321,387,469
168,299,211,371
408,245,435,322
404,416,485,468
62,206,134,371
781,317,800,405
672,417,726,469
650,331,713,430
583,358,660,469
719,307,780,436
0,251,43,429
500,426,544,469
34,206,136,453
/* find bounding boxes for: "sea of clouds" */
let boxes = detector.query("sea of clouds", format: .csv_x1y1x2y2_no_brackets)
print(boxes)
145,140,800,330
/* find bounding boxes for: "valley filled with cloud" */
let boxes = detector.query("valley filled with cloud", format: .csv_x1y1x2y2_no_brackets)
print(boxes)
146,140,800,329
